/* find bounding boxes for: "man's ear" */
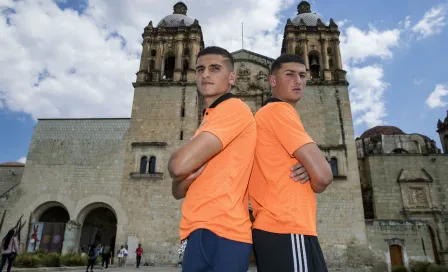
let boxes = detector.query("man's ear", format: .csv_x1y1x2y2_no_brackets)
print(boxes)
268,74,276,88
229,71,236,85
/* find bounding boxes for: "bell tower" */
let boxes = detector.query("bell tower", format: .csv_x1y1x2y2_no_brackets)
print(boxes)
281,1,346,84
135,2,204,83
437,111,448,154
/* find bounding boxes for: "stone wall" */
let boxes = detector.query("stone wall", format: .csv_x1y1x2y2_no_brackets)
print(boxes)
0,164,24,196
366,219,435,271
361,154,448,265
119,84,199,264
0,164,24,213
0,118,130,253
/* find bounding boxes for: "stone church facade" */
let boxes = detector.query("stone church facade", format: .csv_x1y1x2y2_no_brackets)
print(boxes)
0,1,447,271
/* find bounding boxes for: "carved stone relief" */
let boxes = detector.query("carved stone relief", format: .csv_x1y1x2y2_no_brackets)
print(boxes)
234,62,270,95
409,186,428,208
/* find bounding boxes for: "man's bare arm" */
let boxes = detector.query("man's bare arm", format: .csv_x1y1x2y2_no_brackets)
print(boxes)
293,143,333,193
168,132,222,182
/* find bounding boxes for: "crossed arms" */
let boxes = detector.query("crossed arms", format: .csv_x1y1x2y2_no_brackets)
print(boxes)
168,132,222,200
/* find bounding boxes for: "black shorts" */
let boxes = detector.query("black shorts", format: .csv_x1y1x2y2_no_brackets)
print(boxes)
252,228,328,272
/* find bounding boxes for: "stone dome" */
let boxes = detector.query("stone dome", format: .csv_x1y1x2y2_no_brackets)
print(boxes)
290,1,325,26
360,126,405,139
157,14,194,27
157,2,195,28
291,13,325,26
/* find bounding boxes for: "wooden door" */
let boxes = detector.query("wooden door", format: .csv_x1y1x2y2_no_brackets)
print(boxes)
390,245,404,267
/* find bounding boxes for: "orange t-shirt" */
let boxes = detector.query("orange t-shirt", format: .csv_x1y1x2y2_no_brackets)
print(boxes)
180,94,256,244
248,99,317,236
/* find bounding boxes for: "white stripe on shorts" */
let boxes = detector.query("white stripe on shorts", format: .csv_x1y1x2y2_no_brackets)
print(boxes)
291,234,308,272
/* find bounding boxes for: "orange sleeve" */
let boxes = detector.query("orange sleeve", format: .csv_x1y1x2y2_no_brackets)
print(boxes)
267,103,314,156
202,100,253,149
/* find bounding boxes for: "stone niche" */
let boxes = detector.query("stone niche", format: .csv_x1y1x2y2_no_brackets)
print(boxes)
397,168,436,212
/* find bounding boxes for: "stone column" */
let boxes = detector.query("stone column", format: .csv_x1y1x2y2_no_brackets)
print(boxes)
155,42,162,71
302,39,309,69
302,39,310,79
61,220,82,254
188,40,199,82
287,38,295,54
321,39,332,81
136,40,150,83
334,40,343,69
174,40,183,81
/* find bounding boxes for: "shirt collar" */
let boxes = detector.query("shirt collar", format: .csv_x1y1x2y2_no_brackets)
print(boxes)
262,97,283,106
202,92,234,115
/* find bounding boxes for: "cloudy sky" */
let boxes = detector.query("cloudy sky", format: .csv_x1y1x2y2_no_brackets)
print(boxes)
0,0,447,164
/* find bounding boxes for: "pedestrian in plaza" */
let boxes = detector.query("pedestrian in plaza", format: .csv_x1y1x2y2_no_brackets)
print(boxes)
0,229,19,272
85,244,100,272
135,244,143,268
101,244,111,270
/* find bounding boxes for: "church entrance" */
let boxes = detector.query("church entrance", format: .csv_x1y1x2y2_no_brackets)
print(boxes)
28,203,69,253
79,207,117,257
389,245,404,267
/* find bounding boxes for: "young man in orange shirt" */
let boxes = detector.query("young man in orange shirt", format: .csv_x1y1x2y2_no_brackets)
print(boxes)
249,54,333,272
168,46,256,272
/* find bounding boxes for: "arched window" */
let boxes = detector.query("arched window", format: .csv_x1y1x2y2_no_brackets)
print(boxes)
330,158,338,176
149,60,155,71
140,157,147,174
308,50,321,80
151,49,156,57
149,156,156,174
329,59,334,69
183,48,190,56
164,54,175,80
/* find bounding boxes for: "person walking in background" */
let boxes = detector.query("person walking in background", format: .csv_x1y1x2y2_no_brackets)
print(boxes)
123,245,128,266
118,245,127,267
135,244,143,268
101,244,111,270
85,244,99,272
0,229,19,272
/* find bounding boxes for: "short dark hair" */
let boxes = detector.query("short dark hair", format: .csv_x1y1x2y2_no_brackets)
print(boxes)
270,54,306,74
196,46,234,71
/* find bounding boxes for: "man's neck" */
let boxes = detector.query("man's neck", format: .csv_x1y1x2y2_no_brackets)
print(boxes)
272,94,297,108
204,88,231,108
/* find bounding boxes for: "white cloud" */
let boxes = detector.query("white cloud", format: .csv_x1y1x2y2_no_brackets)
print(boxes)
399,16,411,29
426,84,448,108
340,26,400,65
347,65,388,127
339,24,401,128
0,0,290,120
412,4,447,39
17,156,26,164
